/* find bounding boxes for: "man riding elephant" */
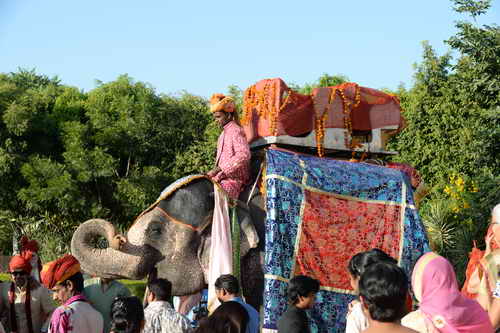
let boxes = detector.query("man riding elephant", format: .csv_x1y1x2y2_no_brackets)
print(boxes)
206,93,251,200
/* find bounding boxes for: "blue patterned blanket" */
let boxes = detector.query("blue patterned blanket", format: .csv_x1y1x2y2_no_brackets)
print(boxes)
263,149,430,332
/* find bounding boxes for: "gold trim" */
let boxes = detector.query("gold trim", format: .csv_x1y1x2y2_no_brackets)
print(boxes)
398,182,407,264
290,160,308,279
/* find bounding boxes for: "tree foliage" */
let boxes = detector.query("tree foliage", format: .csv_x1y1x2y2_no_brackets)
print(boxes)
0,72,218,259
388,0,499,281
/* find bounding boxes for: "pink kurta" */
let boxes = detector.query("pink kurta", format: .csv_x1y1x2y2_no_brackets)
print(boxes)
48,294,103,333
213,121,251,199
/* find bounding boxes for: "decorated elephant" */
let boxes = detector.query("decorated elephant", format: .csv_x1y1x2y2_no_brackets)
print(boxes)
72,148,429,332
71,174,266,309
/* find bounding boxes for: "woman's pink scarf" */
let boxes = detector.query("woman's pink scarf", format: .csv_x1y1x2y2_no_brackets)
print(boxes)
412,252,493,333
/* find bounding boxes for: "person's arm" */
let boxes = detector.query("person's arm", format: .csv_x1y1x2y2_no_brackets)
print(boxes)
40,286,57,332
0,284,5,314
345,302,366,333
179,314,194,333
489,281,500,328
490,298,500,329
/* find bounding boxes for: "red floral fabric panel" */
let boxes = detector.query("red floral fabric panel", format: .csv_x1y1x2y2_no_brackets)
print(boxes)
296,189,402,291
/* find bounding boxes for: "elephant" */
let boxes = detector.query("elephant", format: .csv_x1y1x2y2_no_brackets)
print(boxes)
71,173,267,310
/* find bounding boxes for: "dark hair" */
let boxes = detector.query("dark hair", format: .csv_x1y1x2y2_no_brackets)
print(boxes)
195,301,248,333
286,275,320,305
110,296,145,333
63,272,84,293
148,278,172,302
348,248,397,278
215,274,240,295
359,262,408,322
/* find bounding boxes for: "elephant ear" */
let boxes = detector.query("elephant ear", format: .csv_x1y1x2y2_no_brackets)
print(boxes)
197,204,259,281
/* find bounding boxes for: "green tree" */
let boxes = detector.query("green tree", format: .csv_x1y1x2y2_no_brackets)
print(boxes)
388,0,500,280
298,73,349,94
0,71,217,259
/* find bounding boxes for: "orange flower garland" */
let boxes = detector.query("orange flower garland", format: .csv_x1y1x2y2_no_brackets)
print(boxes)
338,88,353,148
242,80,295,136
312,88,337,157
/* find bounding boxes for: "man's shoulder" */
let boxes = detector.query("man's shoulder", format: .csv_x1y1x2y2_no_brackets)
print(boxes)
73,301,103,321
281,305,306,320
224,121,245,134
230,298,259,317
145,301,174,315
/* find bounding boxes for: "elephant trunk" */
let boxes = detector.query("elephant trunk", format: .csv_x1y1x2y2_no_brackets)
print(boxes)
71,219,158,280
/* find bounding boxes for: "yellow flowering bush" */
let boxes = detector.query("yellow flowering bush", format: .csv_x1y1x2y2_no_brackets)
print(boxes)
443,174,478,214
420,174,499,283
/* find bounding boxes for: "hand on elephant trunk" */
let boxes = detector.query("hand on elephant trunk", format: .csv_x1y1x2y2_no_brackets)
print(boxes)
110,234,127,250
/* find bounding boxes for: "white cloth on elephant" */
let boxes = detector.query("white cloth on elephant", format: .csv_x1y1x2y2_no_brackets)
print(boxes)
207,184,233,313
173,293,202,315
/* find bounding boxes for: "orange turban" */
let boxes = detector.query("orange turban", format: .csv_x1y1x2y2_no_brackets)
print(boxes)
41,254,81,289
9,255,32,273
209,93,235,113
9,236,40,273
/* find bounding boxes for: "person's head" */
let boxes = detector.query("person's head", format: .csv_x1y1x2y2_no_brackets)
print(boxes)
411,252,458,304
51,272,84,304
286,275,320,309
210,93,236,128
147,278,172,303
348,248,397,292
41,254,82,304
358,262,408,323
412,252,494,332
492,203,500,224
110,296,145,333
196,301,248,333
215,274,240,302
9,254,33,288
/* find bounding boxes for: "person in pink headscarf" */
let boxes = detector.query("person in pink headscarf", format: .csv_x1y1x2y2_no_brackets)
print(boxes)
402,252,493,333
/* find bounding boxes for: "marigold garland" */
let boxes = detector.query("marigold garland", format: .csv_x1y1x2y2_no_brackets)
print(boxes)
312,88,337,157
242,80,295,136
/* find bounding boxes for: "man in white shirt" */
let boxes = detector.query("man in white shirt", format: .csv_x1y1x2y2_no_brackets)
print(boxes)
144,278,193,333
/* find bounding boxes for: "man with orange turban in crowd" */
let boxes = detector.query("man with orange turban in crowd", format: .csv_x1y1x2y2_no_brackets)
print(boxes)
0,238,55,333
206,93,251,199
41,254,103,333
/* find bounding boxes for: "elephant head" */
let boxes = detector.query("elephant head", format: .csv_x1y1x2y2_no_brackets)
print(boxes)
71,175,259,296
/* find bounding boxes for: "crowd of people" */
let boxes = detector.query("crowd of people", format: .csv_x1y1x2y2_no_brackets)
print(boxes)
0,204,498,333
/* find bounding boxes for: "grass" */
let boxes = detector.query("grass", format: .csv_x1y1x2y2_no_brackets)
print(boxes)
1,273,146,299
119,279,147,300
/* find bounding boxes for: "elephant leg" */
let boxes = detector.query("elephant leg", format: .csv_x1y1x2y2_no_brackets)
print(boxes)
241,249,265,311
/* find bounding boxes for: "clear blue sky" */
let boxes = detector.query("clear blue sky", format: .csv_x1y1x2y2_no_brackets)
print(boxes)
1,0,498,97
